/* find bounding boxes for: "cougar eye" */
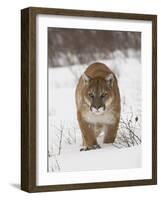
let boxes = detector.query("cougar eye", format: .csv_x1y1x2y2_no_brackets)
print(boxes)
88,93,94,98
100,93,107,98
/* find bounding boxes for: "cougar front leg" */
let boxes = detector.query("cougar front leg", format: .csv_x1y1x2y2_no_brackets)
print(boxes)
77,112,100,151
103,123,118,144
80,121,101,151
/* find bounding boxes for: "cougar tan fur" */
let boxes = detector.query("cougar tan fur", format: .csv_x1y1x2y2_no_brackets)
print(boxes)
75,62,121,151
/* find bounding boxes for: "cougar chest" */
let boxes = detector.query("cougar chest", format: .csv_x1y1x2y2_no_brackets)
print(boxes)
82,109,115,125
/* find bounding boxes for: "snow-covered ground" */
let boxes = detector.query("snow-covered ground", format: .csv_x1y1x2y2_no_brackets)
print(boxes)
49,144,141,172
48,50,142,172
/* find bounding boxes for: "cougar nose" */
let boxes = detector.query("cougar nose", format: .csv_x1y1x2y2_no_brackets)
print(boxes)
91,105,103,112
95,105,102,110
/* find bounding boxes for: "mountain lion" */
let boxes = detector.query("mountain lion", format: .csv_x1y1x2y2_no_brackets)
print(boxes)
75,62,120,151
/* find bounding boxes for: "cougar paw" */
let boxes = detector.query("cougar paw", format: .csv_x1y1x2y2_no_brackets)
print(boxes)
80,144,101,151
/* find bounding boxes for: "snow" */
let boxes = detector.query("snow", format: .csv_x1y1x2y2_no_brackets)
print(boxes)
49,144,141,172
48,50,142,172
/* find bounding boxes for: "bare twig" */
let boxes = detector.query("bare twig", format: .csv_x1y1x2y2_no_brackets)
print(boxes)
114,111,141,148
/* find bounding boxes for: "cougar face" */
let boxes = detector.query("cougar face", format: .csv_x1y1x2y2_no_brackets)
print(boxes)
83,73,114,115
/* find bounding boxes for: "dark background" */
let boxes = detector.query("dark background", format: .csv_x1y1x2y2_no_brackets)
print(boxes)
48,28,141,68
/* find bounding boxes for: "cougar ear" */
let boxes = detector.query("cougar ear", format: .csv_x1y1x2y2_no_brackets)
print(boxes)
82,73,91,83
105,73,114,88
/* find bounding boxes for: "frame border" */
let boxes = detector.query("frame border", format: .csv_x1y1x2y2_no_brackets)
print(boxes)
21,7,157,193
